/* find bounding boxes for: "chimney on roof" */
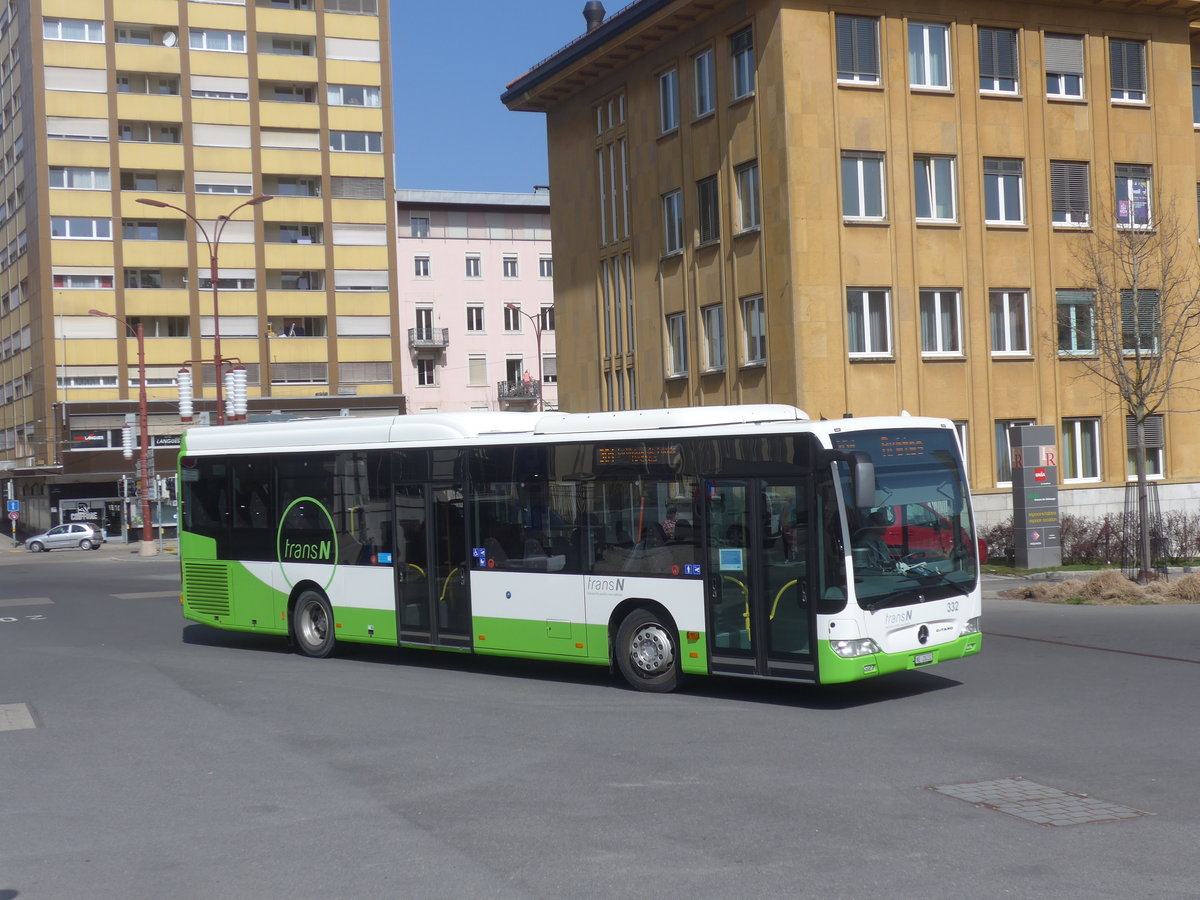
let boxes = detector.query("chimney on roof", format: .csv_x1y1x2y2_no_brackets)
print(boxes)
583,2,605,33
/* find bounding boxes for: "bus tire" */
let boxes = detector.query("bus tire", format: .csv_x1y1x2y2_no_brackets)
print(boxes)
615,609,681,693
292,589,335,658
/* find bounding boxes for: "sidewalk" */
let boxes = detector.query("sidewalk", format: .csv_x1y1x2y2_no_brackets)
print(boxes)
2,538,178,561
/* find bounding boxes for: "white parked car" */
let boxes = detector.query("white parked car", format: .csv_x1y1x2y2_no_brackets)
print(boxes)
25,523,106,552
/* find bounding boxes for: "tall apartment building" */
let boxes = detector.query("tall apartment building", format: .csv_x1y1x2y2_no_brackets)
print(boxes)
396,189,557,413
1,0,399,536
502,0,1200,520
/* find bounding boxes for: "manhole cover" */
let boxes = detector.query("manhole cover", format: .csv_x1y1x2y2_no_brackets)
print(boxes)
0,702,36,732
928,776,1151,826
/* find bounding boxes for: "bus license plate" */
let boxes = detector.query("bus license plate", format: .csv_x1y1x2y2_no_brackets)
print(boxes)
914,652,934,666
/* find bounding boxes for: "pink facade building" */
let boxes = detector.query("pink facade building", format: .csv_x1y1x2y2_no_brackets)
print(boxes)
396,190,557,413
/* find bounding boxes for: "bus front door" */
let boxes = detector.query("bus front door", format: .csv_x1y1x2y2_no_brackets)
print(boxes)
394,485,472,648
705,480,814,681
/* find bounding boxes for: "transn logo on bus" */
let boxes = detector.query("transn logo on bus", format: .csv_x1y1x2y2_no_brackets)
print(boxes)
282,538,332,561
885,609,913,625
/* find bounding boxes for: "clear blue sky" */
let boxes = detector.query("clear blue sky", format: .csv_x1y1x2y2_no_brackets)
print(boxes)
391,2,588,193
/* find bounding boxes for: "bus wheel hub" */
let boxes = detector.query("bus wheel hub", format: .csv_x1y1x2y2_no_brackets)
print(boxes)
631,625,673,673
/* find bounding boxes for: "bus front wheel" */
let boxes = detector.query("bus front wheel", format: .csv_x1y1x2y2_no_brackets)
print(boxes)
615,609,681,693
292,589,335,658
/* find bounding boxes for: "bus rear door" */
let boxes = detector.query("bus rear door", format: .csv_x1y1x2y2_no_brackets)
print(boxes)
394,484,472,648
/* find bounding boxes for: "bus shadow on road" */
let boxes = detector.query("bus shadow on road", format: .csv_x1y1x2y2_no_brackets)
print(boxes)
182,623,962,708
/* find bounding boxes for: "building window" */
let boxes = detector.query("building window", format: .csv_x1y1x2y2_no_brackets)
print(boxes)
465,254,481,278
666,312,688,376
466,305,484,333
730,27,755,100
542,355,557,384
835,14,880,85
1045,33,1085,98
1056,290,1095,354
1126,415,1164,479
53,273,113,289
908,22,950,89
994,419,1035,484
503,304,522,332
50,217,111,239
658,68,679,133
735,162,760,232
49,167,110,190
662,190,683,255
539,305,555,332
189,28,245,52
846,289,891,357
693,48,715,117
124,269,163,289
538,256,553,278
697,175,720,244
701,304,725,371
978,27,1018,93
43,18,104,42
414,256,430,278
1115,164,1152,228
1051,160,1090,226
410,215,429,237
989,290,1029,355
327,84,381,107
919,289,962,356
741,295,766,364
329,131,382,153
984,158,1024,224
502,255,518,278
416,358,435,387
1121,289,1160,354
1193,69,1200,125
841,151,885,220
467,355,487,387
1110,38,1147,103
1062,418,1101,482
913,155,956,222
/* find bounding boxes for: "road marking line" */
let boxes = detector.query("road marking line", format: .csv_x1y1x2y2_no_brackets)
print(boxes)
111,591,180,600
0,597,53,608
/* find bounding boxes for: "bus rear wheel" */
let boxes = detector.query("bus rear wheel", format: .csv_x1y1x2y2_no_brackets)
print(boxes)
292,589,335,658
615,609,681,693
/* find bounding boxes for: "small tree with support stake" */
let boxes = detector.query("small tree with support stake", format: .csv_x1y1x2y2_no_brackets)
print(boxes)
1060,191,1200,581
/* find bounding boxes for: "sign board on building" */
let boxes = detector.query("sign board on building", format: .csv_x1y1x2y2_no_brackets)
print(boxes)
1010,424,1062,569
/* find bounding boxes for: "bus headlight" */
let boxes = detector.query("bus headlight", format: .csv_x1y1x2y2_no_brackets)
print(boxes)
831,638,881,658
960,617,982,636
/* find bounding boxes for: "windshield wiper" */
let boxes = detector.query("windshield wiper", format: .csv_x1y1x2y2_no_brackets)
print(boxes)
865,589,922,612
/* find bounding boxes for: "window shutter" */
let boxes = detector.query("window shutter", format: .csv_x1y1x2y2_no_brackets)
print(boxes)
984,158,1023,175
45,67,107,92
836,15,878,80
338,362,391,383
260,129,320,149
1055,290,1092,306
190,75,248,95
192,124,251,147
1111,40,1146,93
1051,161,1090,213
46,116,108,138
1045,34,1084,74
193,171,253,187
335,316,391,336
1126,415,1164,448
979,29,1017,81
324,37,379,61
199,316,257,337
730,28,752,56
271,362,328,383
330,176,385,199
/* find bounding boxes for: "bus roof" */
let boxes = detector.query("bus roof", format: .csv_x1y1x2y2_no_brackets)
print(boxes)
180,406,957,455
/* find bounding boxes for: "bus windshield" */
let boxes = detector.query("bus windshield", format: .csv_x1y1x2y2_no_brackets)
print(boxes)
833,429,977,611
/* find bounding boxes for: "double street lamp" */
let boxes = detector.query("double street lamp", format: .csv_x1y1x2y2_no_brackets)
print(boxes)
505,302,552,412
88,309,155,556
136,194,272,425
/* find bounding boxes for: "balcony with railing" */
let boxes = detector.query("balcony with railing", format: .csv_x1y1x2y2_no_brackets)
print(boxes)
408,327,449,349
497,379,540,406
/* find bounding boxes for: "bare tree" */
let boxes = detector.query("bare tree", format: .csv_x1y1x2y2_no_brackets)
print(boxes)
1062,190,1200,579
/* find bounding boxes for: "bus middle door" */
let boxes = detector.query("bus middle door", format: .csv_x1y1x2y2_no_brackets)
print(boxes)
394,484,472,649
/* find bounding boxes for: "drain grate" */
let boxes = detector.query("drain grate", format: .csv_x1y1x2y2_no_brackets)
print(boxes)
928,776,1152,826
0,702,36,732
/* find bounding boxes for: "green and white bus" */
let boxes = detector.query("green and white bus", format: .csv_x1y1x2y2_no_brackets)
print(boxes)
179,405,982,691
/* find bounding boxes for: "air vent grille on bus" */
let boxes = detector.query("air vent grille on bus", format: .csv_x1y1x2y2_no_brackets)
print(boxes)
184,562,231,616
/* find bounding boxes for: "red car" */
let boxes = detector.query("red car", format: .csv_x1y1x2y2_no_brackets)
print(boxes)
876,503,988,565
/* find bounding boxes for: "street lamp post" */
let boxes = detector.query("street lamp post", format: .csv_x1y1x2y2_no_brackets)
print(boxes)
505,303,550,412
89,309,155,556
136,194,271,424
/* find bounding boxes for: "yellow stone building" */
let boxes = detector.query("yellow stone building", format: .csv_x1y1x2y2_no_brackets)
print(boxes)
1,0,399,536
503,0,1200,521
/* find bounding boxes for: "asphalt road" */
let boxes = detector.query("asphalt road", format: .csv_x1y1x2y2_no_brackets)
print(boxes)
1,546,1198,900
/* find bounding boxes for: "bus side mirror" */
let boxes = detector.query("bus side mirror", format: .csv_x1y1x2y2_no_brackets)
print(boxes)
820,449,876,508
